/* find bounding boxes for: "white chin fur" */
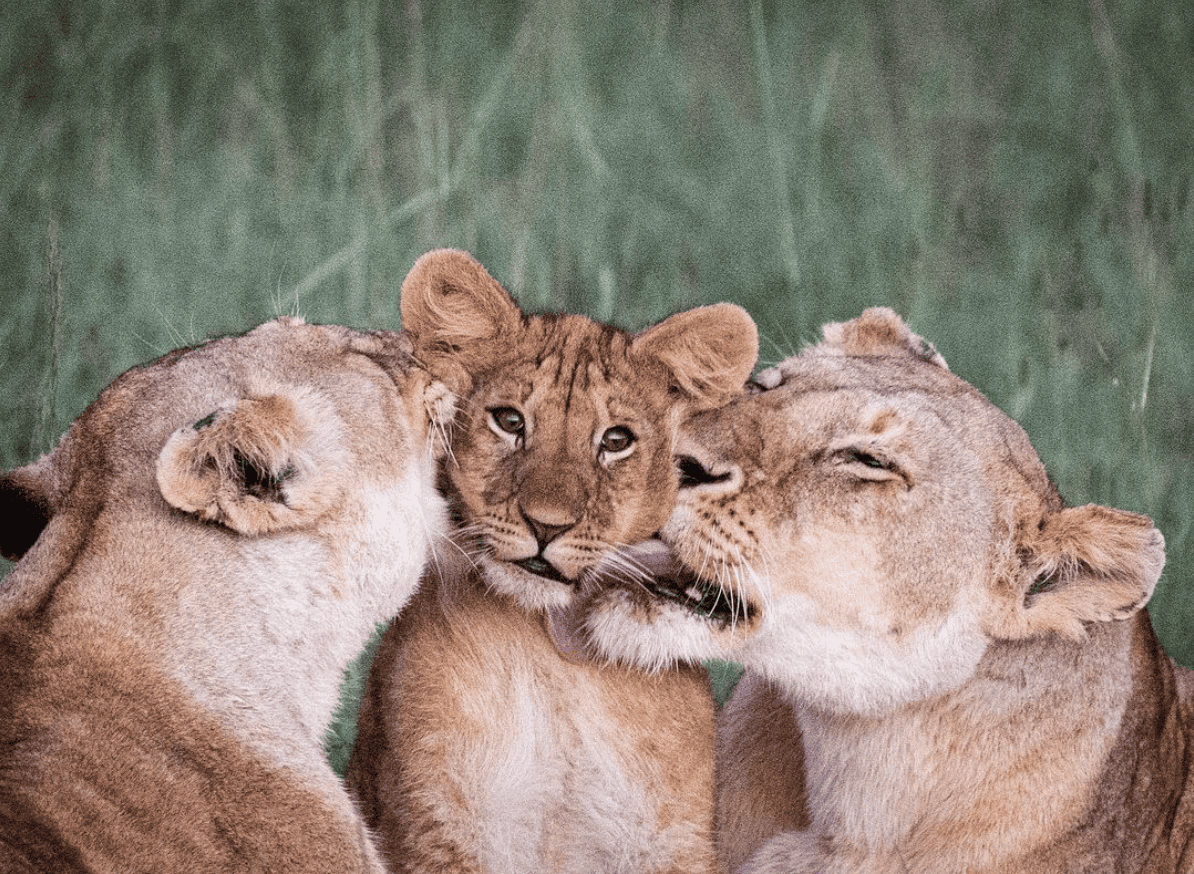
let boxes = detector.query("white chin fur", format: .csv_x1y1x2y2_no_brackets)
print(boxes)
742,593,989,717
480,555,577,612
583,590,728,672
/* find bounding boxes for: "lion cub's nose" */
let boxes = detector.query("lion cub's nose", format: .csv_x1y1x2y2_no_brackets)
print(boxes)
521,510,574,547
518,468,586,547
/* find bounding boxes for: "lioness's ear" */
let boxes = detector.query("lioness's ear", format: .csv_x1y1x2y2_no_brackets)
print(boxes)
991,504,1165,640
0,459,57,561
156,389,347,536
631,303,758,411
399,249,523,392
818,307,949,371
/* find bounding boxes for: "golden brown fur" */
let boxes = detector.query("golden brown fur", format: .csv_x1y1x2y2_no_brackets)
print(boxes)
345,249,758,873
714,672,809,873
583,308,1191,873
0,317,452,873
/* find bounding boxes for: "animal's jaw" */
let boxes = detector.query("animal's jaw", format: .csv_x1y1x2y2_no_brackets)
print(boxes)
479,553,579,613
512,555,574,587
577,540,762,671
601,538,759,628
640,563,757,628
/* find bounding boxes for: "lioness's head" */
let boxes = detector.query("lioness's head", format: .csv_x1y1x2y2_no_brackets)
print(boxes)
584,308,1165,716
399,249,758,612
1,317,454,629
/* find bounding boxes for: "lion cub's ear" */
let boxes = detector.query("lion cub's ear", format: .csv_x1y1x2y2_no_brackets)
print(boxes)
399,248,523,393
156,388,347,536
631,304,759,411
818,307,949,371
990,504,1165,641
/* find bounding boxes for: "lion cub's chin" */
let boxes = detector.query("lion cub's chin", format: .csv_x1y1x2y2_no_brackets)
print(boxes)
479,554,579,612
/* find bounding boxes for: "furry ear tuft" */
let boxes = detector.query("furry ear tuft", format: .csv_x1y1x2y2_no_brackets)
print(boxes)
399,249,523,393
818,307,949,371
632,303,759,411
0,465,55,561
156,388,347,535
992,504,1165,640
0,433,76,562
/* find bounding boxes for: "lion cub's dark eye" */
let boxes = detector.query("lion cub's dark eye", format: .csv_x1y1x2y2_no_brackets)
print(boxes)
490,407,525,435
600,426,634,454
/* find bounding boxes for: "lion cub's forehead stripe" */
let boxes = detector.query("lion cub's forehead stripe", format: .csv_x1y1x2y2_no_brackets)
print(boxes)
522,317,637,417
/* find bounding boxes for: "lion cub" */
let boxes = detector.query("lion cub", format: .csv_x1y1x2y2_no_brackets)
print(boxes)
345,249,758,873
583,308,1191,873
0,317,452,873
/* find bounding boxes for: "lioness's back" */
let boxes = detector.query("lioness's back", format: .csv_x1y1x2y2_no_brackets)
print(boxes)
0,632,372,872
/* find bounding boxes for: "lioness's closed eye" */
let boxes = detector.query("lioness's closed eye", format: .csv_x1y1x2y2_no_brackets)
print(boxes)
0,317,452,874
346,249,758,874
584,308,1187,874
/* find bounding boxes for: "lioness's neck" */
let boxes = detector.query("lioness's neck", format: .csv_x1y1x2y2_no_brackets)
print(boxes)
161,472,434,764
791,621,1135,868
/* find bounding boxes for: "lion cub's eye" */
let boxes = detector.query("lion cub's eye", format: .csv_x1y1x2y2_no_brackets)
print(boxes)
599,426,635,456
489,407,526,436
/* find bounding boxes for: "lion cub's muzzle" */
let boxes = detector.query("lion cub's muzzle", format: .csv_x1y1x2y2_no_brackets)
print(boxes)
514,554,573,585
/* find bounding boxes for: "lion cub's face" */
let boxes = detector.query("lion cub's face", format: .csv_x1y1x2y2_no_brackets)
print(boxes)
586,309,1163,716
399,249,758,613
448,323,695,610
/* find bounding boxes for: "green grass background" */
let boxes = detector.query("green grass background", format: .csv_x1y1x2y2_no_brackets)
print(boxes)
3,0,1192,774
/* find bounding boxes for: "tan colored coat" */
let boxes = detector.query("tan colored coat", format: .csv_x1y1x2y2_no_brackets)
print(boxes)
583,308,1192,873
0,318,451,873
346,249,759,873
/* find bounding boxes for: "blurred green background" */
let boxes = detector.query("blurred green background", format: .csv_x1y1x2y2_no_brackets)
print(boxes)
3,0,1192,771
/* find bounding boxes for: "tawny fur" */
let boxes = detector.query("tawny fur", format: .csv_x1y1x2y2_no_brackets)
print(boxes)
345,249,758,874
583,307,1191,873
715,672,810,873
0,317,452,874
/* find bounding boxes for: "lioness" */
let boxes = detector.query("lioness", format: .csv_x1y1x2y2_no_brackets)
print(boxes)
345,249,758,873
0,317,453,873
582,308,1192,873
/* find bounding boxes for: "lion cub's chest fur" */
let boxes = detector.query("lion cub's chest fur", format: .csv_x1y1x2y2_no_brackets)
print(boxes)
361,578,714,874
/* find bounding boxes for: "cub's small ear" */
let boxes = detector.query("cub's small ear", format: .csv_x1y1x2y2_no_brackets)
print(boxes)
818,307,949,371
631,303,759,411
989,504,1165,641
399,249,523,393
156,388,347,536
0,460,56,561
